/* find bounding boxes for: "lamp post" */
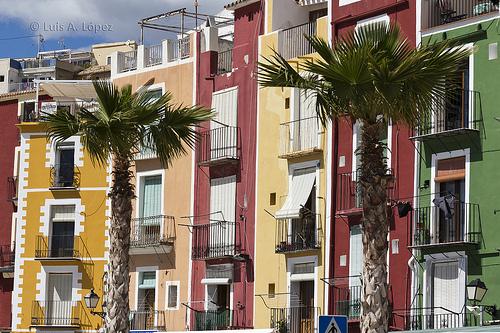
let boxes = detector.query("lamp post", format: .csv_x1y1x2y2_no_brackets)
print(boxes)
84,289,106,318
466,279,496,317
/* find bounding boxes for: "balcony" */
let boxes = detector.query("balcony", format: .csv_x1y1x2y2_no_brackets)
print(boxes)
118,50,137,73
135,146,157,160
31,301,81,327
7,176,18,205
130,310,166,331
49,164,80,190
35,235,91,261
279,21,317,60
192,221,241,260
192,309,233,331
410,202,480,249
21,100,99,123
332,284,362,320
0,245,14,276
144,44,162,67
275,214,321,253
130,215,176,255
217,49,233,75
8,82,35,93
168,37,191,61
412,89,482,141
20,58,58,69
270,306,318,333
391,307,479,330
422,0,498,30
279,117,322,158
336,170,394,214
197,127,240,166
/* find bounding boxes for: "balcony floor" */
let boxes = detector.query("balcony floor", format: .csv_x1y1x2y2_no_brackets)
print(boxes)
129,242,174,255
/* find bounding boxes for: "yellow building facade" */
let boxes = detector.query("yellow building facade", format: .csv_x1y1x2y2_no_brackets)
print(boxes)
12,86,110,333
254,1,330,331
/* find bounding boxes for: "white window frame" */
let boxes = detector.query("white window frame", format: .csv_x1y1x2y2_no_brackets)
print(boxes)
134,266,159,312
165,281,180,310
430,149,470,243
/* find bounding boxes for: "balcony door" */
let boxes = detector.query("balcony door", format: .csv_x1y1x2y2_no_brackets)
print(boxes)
430,260,463,329
292,89,317,152
136,271,156,330
139,175,162,244
210,88,238,160
349,225,362,318
290,280,314,333
50,206,75,258
55,143,75,187
205,284,231,330
47,273,72,326
291,181,316,250
209,176,236,257
438,61,470,132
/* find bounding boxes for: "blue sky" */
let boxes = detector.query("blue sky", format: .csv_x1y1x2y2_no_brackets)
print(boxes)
0,0,229,58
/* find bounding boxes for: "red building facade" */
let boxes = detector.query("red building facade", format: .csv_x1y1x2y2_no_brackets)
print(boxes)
328,1,416,331
190,0,263,330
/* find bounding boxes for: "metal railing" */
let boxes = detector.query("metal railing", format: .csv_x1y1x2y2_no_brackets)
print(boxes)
193,309,233,331
280,116,321,156
0,244,14,269
20,58,57,69
192,221,241,260
168,38,191,61
35,235,90,260
423,0,498,29
8,82,35,93
280,21,317,60
336,170,394,212
197,126,240,165
135,146,157,160
130,215,175,248
21,101,99,123
118,50,137,72
130,310,166,330
217,49,233,75
31,300,81,326
410,201,480,247
7,176,18,202
415,89,482,138
144,44,163,67
50,164,80,189
332,285,362,320
391,307,479,330
270,306,318,333
275,214,321,253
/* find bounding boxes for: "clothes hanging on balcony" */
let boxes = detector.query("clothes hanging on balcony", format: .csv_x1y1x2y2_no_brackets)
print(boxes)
432,195,455,219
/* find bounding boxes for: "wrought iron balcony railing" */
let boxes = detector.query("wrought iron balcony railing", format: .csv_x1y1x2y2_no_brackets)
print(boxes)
168,37,191,61
332,284,362,320
413,89,482,140
197,126,240,166
118,50,137,72
423,0,498,30
35,235,91,260
279,21,317,60
217,49,233,75
192,221,241,260
270,306,319,333
275,214,321,253
192,309,233,331
130,310,166,331
31,300,81,327
410,201,480,248
130,215,176,248
279,116,322,157
0,244,14,271
391,307,479,330
144,44,162,67
50,164,80,189
336,170,394,213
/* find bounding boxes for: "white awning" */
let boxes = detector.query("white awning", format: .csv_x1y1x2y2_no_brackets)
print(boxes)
38,80,97,99
275,169,316,220
201,278,231,285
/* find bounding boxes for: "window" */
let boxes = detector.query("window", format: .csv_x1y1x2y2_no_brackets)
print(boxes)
210,176,237,256
268,283,276,298
166,283,179,309
275,167,316,219
106,56,112,65
0,75,4,82
138,271,156,311
21,101,36,122
145,88,162,103
47,273,73,325
348,224,362,318
290,88,318,152
210,87,238,159
140,175,162,218
54,142,75,188
49,205,75,258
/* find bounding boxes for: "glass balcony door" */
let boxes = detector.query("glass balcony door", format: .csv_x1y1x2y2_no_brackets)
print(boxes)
47,273,72,325
56,144,75,187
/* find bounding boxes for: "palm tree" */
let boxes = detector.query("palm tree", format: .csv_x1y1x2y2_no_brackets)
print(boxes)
259,23,471,333
42,81,213,333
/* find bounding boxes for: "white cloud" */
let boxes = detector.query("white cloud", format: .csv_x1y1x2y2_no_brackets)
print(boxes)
0,0,230,43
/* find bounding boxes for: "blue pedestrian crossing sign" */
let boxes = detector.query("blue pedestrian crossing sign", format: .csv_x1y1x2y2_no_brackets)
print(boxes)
319,315,348,333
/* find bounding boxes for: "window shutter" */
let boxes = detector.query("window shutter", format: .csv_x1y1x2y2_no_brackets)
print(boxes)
436,157,465,182
141,175,162,218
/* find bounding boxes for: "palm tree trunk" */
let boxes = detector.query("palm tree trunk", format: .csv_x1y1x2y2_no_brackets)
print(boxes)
359,122,390,333
106,155,133,333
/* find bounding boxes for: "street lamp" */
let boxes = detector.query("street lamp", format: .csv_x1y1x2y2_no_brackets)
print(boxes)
84,289,106,318
466,279,496,316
